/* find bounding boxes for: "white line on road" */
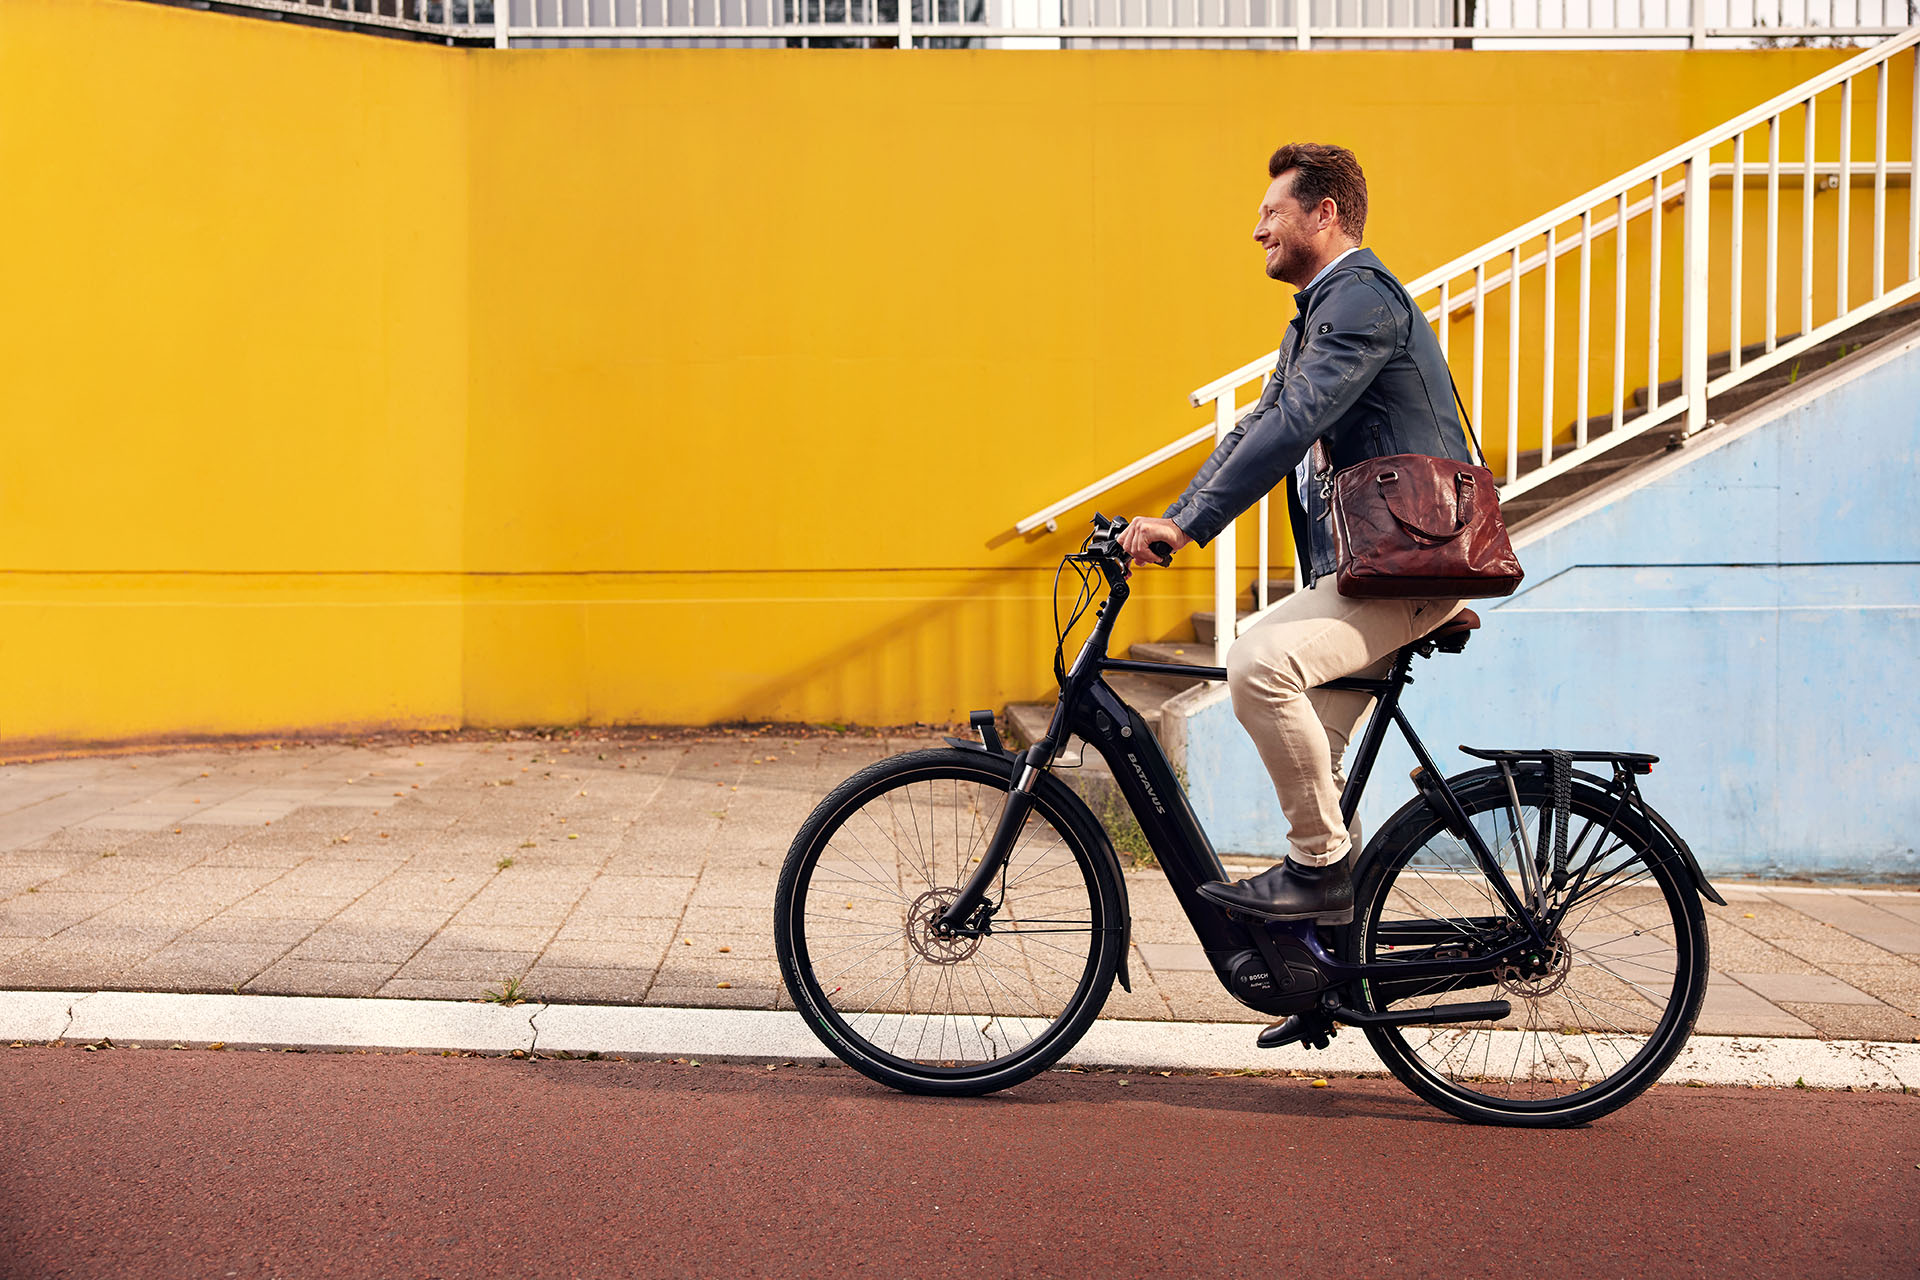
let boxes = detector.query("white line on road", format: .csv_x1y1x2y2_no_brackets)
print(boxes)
2,990,1914,1091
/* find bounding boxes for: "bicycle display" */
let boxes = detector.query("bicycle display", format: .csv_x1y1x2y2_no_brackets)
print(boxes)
774,514,1723,1126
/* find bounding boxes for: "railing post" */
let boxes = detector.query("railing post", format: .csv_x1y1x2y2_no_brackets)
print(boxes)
1681,146,1711,438
494,0,509,48
899,0,914,48
1295,0,1310,50
1212,392,1237,668
1688,0,1705,50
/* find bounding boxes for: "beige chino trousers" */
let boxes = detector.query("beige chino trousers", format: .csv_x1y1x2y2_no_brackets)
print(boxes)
1225,585,1463,867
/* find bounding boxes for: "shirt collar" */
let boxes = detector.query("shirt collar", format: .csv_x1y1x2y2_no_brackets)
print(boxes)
1295,245,1364,309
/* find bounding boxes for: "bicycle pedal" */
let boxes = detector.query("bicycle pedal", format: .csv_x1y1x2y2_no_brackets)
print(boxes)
1255,1015,1336,1051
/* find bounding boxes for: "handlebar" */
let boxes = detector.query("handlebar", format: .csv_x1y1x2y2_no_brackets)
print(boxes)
1084,513,1173,568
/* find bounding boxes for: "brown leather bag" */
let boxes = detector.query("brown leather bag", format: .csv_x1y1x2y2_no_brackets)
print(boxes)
1325,384,1524,599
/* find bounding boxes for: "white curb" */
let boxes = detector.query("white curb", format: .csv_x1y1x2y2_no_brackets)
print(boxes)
3,990,1915,1091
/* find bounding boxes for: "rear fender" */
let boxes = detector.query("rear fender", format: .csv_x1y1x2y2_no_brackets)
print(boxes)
1636,799,1728,906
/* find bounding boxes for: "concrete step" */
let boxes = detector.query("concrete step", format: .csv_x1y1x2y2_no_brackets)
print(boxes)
1502,425,1682,523
1002,701,1055,753
1191,611,1254,647
1507,306,1920,538
1630,304,1917,410
1248,577,1297,605
1128,641,1216,666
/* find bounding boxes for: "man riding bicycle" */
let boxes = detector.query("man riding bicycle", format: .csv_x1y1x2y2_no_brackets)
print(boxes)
1119,142,1474,925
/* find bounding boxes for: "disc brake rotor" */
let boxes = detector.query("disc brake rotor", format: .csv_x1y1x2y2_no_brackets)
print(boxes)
906,888,983,965
1495,929,1572,998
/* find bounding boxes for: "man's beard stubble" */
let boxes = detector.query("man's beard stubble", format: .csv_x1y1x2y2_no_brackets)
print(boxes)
1264,234,1311,284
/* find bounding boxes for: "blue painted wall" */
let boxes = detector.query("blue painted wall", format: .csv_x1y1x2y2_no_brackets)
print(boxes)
1184,335,1920,879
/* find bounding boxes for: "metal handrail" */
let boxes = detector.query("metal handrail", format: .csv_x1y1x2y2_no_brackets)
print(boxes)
1407,27,1920,296
132,0,1918,49
1021,28,1920,664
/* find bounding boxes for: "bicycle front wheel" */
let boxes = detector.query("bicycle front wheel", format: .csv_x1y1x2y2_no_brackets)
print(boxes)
1348,768,1709,1127
775,749,1123,1096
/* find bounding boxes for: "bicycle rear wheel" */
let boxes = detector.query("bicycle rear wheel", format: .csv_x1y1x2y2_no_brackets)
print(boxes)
775,748,1123,1096
1347,768,1709,1127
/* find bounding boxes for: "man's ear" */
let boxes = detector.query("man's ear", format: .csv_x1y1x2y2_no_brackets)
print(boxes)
1320,198,1340,233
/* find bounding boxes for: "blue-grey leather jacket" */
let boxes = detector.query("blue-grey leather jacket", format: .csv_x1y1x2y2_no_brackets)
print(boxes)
1164,248,1477,586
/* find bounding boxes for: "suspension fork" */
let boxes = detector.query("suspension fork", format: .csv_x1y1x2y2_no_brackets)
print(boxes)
934,753,1047,936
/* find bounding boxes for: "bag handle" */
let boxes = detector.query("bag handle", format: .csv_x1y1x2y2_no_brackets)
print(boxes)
1377,468,1478,544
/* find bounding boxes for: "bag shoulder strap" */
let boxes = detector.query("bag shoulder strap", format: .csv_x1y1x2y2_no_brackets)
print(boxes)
1365,260,1491,471
1446,371,1490,470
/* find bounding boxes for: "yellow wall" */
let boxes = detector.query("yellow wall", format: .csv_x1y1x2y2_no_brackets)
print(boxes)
0,0,1858,745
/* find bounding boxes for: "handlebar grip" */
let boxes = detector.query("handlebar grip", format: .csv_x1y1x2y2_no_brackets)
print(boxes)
1148,540,1174,567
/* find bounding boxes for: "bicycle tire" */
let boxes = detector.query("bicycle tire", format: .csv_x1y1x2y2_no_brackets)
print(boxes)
775,748,1124,1096
1345,767,1709,1127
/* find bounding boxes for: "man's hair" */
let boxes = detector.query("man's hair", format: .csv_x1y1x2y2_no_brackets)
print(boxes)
1268,143,1367,241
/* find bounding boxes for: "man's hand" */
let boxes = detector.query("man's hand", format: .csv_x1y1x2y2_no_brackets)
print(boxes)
1118,516,1193,568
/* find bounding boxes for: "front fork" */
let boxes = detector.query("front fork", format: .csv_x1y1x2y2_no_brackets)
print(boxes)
935,752,1044,936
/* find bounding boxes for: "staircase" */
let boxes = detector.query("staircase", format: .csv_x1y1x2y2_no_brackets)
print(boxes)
1500,297,1920,529
1004,297,1920,771
1017,31,1920,663
1006,29,1920,792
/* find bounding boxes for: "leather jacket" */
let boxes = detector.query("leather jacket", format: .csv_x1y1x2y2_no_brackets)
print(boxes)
1164,248,1476,586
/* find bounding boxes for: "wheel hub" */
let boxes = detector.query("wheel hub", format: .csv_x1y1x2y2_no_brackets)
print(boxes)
907,888,983,965
1495,930,1572,998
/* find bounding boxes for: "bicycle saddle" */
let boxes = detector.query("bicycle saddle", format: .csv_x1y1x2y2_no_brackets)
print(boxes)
1416,607,1480,656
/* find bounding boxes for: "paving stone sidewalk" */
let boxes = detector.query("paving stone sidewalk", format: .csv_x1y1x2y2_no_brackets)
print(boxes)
1,736,1916,1042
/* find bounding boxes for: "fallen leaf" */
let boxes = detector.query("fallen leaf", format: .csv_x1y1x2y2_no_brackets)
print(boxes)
718,946,732,953
716,981,732,989
567,833,579,840
1311,1078,1330,1088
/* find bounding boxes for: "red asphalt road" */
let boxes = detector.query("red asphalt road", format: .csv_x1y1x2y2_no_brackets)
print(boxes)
0,1048,1915,1280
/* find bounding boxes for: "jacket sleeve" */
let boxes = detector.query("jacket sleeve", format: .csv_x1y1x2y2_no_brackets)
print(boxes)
1160,376,1275,529
1164,277,1402,547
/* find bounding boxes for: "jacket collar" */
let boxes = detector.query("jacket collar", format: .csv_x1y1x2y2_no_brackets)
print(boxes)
1292,245,1380,314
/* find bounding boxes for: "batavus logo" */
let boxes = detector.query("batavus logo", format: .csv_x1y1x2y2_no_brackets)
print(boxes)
1126,754,1166,815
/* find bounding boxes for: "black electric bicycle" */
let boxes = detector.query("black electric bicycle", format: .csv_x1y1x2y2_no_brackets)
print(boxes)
774,515,1723,1126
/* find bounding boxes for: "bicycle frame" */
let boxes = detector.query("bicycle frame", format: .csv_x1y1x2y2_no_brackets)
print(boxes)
937,543,1552,1017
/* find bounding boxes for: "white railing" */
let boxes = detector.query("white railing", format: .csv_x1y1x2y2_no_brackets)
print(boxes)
154,0,1914,47
1019,28,1920,664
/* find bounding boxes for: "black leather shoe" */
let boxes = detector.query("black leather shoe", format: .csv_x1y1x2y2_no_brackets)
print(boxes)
1257,1012,1337,1051
1196,855,1354,924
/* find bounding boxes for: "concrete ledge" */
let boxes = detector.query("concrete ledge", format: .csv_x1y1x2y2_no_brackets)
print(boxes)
5,990,1915,1091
